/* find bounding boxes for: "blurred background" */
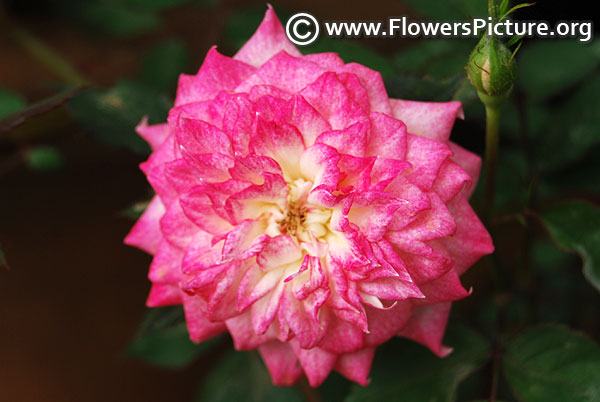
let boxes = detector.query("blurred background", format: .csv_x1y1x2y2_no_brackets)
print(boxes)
1,0,599,401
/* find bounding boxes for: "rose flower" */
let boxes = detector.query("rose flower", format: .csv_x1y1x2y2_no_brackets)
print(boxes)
125,6,493,387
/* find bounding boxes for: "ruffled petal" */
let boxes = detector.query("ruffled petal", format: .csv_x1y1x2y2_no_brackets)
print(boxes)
182,294,227,342
440,194,494,275
398,302,453,357
404,133,453,190
334,347,375,386
342,63,393,114
258,341,303,386
390,99,463,142
449,142,482,197
175,47,254,106
146,283,182,307
124,195,165,254
299,72,368,130
234,6,302,67
366,112,407,159
136,118,170,150
290,340,337,387
237,51,325,94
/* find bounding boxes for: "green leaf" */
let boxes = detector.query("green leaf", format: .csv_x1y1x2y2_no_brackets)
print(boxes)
402,0,487,20
128,306,218,368
0,89,26,121
503,324,600,402
498,0,510,17
507,34,524,48
68,80,171,154
540,201,600,292
139,39,190,93
25,146,64,171
345,325,490,402
518,40,600,101
197,351,303,402
500,2,535,21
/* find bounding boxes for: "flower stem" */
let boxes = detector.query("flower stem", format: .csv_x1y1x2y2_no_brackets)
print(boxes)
484,104,501,222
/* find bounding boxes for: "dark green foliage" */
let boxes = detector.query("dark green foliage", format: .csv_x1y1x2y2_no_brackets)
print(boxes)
345,326,490,402
518,40,600,102
128,306,220,368
68,81,171,154
196,351,303,402
541,202,600,292
503,325,600,402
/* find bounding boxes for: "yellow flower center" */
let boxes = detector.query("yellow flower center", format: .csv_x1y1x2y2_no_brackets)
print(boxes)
265,178,332,246
278,202,307,236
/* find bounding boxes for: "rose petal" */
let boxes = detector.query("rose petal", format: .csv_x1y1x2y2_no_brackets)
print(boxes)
258,341,303,386
390,99,463,142
234,6,302,67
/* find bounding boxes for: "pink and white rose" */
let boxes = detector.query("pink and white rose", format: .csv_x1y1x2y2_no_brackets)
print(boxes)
125,6,493,387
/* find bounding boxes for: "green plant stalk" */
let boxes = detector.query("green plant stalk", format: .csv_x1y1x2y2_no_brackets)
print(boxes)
484,104,500,221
